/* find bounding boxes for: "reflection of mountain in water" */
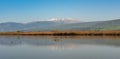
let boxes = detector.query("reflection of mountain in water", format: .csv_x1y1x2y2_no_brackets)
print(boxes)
0,36,120,47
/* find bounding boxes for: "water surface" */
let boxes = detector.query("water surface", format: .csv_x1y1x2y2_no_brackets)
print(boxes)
0,36,120,59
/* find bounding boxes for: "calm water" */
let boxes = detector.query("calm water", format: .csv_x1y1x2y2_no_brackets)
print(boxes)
0,36,120,59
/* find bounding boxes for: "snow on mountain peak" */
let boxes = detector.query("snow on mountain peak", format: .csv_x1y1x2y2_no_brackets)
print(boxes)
49,18,81,23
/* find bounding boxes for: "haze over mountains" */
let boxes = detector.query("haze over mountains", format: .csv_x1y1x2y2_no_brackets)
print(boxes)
0,18,120,32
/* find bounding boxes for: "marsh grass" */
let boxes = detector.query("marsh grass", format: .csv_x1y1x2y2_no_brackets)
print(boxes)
0,30,120,36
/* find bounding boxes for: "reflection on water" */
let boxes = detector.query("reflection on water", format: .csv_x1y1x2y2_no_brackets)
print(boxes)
0,36,120,47
0,36,120,59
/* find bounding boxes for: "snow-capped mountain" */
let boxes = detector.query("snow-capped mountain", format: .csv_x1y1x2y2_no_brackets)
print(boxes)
49,18,81,24
0,18,81,32
0,19,120,32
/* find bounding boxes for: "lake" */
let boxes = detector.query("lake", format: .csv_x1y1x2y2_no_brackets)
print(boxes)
0,36,120,59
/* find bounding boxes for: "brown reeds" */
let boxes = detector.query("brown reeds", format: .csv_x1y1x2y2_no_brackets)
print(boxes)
0,30,120,36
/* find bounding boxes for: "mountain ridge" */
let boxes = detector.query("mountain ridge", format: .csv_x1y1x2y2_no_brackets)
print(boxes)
0,19,120,32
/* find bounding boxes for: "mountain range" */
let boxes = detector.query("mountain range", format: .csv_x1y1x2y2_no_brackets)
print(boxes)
0,18,120,32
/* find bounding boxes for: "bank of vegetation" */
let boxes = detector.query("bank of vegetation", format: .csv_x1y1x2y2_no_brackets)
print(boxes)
0,30,120,36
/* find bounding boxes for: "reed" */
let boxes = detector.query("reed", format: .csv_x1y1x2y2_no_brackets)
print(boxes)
0,30,120,36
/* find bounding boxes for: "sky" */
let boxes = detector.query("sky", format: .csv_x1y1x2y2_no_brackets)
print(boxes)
0,0,120,23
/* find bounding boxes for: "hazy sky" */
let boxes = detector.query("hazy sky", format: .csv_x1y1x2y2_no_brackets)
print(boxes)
0,0,120,23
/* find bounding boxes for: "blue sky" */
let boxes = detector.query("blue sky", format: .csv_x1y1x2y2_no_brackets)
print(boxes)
0,0,120,23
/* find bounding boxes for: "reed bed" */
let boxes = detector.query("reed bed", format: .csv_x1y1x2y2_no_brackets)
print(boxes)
0,30,120,36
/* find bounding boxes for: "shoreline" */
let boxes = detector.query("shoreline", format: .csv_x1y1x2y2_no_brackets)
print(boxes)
0,30,120,36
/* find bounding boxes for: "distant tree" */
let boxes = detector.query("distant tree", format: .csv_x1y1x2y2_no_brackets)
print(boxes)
16,30,22,33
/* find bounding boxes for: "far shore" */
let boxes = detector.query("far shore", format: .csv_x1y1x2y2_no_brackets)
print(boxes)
0,30,120,36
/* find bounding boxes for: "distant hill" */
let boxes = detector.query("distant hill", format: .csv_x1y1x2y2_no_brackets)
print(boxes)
0,22,24,32
0,19,120,32
0,18,81,32
48,19,120,31
0,21,59,32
